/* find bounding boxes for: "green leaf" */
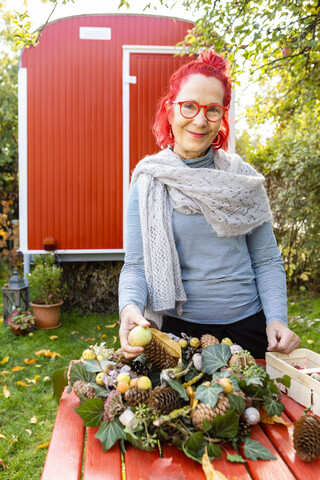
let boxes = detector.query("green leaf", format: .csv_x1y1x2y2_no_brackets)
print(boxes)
227,393,246,415
208,409,239,439
126,431,155,452
243,438,276,461
246,376,264,387
195,382,224,408
96,418,127,452
88,382,109,397
263,395,285,417
69,362,96,386
207,443,222,459
165,377,189,401
202,344,231,374
83,359,103,373
52,367,68,404
226,452,246,463
74,398,104,427
276,374,291,388
182,432,205,463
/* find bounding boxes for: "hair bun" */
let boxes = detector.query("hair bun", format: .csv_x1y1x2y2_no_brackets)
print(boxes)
197,49,229,75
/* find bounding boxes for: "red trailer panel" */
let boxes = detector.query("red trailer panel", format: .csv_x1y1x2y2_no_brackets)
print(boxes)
20,14,193,254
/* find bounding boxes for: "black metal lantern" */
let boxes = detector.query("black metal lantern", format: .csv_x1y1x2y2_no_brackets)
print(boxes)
2,270,29,325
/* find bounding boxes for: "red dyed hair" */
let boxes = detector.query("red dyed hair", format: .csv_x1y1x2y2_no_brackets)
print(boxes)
153,50,232,151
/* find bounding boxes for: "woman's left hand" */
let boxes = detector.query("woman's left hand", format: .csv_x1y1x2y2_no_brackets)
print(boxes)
266,320,301,354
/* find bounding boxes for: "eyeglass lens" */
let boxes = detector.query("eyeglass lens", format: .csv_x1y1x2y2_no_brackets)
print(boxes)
180,102,223,121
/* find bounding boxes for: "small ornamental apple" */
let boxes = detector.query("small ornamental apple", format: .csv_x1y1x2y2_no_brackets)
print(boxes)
221,337,233,346
178,339,188,349
189,337,200,348
137,376,152,390
217,377,233,393
128,326,152,347
130,378,139,388
96,372,105,386
82,349,96,360
116,372,130,384
117,381,130,394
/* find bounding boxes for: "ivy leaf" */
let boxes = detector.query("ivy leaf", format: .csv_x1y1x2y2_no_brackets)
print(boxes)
88,382,109,397
263,395,285,417
165,377,189,401
226,452,246,463
95,418,126,452
202,344,231,374
52,367,68,404
195,382,224,408
74,398,104,427
69,362,95,386
206,442,222,459
276,374,291,388
182,432,205,463
227,393,246,415
83,359,103,373
245,376,264,387
208,409,239,439
243,438,276,461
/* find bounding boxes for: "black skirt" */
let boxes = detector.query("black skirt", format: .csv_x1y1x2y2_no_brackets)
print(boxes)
162,310,268,359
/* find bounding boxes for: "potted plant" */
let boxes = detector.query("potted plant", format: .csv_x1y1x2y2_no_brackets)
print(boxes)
28,254,67,329
8,308,35,335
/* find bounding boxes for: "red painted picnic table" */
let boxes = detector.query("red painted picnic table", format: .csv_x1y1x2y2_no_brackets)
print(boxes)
41,387,320,480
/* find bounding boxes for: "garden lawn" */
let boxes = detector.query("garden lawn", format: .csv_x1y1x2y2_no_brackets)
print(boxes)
0,308,120,480
288,292,320,352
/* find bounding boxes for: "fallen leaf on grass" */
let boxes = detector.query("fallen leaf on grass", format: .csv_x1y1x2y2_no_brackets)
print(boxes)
3,385,10,398
0,458,6,469
17,381,28,387
25,429,32,436
0,371,12,377
307,339,314,345
37,441,50,450
26,375,40,384
49,335,58,340
101,334,107,338
35,350,61,359
12,366,25,371
0,317,3,323
85,338,95,342
30,416,38,424
112,336,117,344
9,436,18,444
24,358,37,365
105,321,117,328
71,331,79,335
0,357,9,365
97,325,101,330
0,433,7,440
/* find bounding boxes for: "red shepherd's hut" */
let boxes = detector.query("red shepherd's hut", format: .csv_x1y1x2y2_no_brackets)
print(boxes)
18,14,234,272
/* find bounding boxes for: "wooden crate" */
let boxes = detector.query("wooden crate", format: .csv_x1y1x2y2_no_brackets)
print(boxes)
266,349,320,416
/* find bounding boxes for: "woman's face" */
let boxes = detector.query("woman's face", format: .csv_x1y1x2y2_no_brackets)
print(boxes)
170,74,225,159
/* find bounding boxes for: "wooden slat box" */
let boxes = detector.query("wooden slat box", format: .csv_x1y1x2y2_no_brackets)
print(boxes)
266,349,320,416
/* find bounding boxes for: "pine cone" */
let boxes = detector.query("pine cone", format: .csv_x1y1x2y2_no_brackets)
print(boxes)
293,414,320,462
144,337,179,369
73,380,97,399
148,387,184,414
125,388,150,407
201,334,219,349
192,393,230,430
131,360,150,376
185,346,202,362
238,418,251,440
231,390,247,402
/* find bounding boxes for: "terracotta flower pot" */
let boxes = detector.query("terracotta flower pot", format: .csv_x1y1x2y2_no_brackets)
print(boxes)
30,299,63,329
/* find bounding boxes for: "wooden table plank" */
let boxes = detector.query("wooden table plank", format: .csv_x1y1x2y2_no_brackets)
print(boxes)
124,444,163,480
244,424,296,480
41,389,85,480
83,427,122,480
281,395,306,423
161,443,252,480
260,412,320,480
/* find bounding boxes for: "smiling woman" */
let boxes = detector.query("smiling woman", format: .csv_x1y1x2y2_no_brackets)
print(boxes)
118,49,300,360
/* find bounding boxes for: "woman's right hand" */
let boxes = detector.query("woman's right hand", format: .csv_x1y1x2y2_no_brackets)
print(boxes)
119,304,150,359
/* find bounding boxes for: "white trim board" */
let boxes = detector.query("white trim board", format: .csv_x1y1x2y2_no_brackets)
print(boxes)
18,67,28,252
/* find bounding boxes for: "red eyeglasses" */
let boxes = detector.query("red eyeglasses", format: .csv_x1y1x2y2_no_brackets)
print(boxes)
171,101,228,122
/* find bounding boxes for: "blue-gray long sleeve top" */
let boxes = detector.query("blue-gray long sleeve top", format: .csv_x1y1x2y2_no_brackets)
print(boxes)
119,152,288,326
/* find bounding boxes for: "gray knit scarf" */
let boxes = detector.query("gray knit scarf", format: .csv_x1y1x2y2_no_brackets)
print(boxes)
130,147,272,327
